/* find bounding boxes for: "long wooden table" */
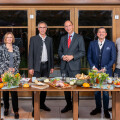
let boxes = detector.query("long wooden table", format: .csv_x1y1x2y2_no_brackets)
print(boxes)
0,85,120,120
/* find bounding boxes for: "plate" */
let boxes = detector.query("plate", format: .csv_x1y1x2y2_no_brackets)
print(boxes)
114,85,120,87
54,77,62,79
36,82,45,85
50,77,62,81
20,78,30,82
37,77,47,82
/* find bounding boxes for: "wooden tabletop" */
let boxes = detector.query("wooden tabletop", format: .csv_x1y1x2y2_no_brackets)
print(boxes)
0,85,120,91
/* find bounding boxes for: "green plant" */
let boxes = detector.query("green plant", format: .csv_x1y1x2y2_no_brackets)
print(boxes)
2,72,21,88
88,70,97,84
97,72,109,87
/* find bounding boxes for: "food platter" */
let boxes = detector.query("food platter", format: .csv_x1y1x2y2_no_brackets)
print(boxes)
48,78,71,88
75,73,89,80
114,80,120,87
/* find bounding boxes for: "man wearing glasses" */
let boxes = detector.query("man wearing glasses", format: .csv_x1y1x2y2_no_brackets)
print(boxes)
28,21,54,117
58,20,85,113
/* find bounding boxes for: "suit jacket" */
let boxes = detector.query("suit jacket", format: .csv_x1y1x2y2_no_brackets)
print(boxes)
28,35,54,72
87,39,116,76
58,33,85,71
0,44,20,75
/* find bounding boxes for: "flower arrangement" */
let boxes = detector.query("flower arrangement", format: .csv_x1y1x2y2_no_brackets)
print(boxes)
97,72,109,87
89,70,109,87
88,70,97,84
1,72,21,88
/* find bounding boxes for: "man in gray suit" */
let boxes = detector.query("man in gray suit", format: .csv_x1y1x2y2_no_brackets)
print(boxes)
28,21,54,117
58,20,85,113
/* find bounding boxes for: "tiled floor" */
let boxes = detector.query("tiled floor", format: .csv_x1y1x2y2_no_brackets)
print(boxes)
1,98,112,120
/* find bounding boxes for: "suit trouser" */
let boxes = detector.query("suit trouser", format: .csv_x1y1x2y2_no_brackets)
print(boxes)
3,91,18,112
32,62,49,108
62,63,80,106
114,68,120,77
95,91,109,111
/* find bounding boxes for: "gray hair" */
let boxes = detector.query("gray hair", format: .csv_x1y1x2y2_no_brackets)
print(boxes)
37,21,48,28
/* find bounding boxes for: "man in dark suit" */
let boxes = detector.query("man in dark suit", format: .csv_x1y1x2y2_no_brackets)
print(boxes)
58,20,85,113
87,27,116,118
28,21,54,117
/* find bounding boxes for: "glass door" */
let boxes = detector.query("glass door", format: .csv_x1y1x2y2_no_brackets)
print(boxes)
0,8,31,77
31,7,74,69
75,7,114,73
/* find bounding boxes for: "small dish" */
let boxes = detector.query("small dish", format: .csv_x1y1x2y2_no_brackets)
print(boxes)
37,77,47,82
36,82,45,86
114,85,120,87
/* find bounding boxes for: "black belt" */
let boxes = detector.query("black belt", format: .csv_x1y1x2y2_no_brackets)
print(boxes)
41,61,48,64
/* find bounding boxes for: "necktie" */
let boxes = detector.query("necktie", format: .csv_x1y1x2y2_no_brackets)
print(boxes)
68,36,71,48
99,43,102,50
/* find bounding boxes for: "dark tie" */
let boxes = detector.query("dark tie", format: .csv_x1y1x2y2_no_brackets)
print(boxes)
68,36,71,48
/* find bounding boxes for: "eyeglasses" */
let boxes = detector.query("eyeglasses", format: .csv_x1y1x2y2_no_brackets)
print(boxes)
39,27,47,29
64,25,72,28
7,37,12,38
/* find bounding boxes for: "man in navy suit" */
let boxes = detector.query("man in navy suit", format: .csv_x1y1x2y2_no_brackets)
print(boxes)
87,27,116,118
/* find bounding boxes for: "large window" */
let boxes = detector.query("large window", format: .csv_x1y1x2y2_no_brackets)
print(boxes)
77,10,113,69
36,10,70,67
0,7,114,75
0,10,28,76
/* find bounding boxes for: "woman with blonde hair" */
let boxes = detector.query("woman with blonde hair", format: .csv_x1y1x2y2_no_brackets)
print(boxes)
0,32,20,119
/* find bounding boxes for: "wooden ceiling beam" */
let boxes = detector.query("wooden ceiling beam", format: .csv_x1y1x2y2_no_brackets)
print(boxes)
1,0,120,5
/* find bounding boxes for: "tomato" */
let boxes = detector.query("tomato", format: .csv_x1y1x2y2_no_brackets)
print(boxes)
0,78,2,83
53,80,57,84
116,82,120,85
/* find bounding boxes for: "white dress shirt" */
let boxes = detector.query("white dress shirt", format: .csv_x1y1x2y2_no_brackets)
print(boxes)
39,34,48,62
98,39,105,50
68,32,74,41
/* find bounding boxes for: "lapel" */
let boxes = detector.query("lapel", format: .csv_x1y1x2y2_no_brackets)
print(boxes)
38,35,49,56
36,35,43,56
12,45,16,60
64,34,68,48
37,34,43,46
3,44,10,60
45,36,49,54
95,40,99,59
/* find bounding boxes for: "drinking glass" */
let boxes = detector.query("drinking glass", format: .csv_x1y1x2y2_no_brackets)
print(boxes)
21,72,26,86
114,73,118,80
62,73,66,81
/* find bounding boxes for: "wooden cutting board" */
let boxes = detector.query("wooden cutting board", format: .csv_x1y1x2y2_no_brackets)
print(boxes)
47,82,71,89
31,84,49,89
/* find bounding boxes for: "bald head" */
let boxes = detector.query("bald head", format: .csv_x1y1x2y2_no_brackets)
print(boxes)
64,20,74,35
